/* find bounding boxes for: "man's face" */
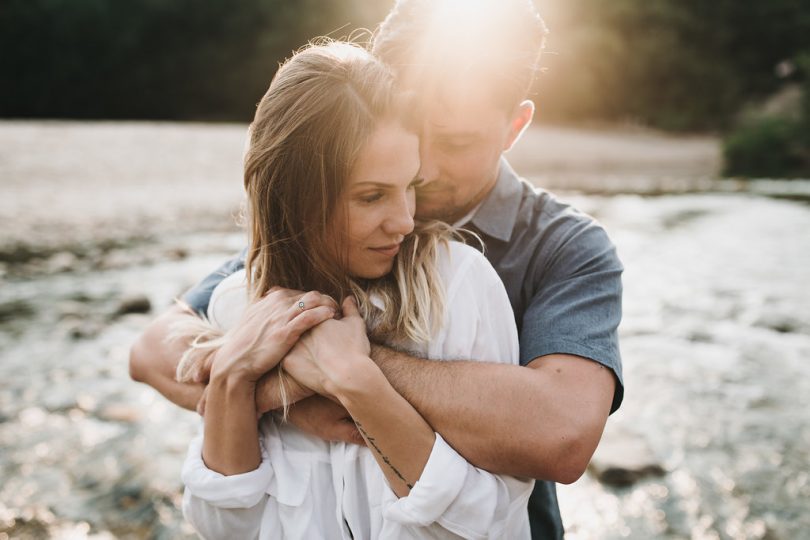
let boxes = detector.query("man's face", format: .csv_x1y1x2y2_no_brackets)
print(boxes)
414,87,516,223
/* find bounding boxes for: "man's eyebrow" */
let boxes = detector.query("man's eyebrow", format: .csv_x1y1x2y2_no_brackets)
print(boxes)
434,131,482,141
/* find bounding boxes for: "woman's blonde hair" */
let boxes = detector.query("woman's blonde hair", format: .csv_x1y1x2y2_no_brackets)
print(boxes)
175,41,457,411
243,40,453,343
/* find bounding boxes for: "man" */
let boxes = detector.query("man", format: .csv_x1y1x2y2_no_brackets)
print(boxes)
130,0,623,537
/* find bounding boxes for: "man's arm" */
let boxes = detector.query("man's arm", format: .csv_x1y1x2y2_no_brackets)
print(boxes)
129,304,205,411
372,346,615,484
129,291,351,433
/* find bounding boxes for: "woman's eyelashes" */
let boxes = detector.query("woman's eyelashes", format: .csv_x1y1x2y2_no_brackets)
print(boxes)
357,191,385,204
356,178,422,204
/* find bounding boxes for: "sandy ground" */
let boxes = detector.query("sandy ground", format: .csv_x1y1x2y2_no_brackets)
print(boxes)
0,120,722,258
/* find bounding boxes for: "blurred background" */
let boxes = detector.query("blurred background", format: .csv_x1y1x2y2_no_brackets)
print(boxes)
1,0,808,538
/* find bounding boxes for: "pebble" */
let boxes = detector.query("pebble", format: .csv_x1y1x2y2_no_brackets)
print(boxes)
46,252,78,274
96,404,141,424
114,295,152,317
56,301,91,320
0,299,36,325
41,392,78,413
60,319,103,340
588,425,666,487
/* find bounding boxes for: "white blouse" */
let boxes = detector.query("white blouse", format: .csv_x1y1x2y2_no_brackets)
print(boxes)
181,241,534,539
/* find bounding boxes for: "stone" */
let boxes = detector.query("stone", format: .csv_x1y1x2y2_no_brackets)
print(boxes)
588,425,666,487
61,319,102,340
96,404,141,424
114,295,151,317
165,247,188,260
0,299,36,325
754,312,806,334
57,301,90,320
46,251,78,273
42,391,78,413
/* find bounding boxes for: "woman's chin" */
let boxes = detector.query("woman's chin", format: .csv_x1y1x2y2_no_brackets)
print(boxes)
349,261,395,280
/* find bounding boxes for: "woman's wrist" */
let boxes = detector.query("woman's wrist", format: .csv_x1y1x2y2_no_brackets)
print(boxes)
209,364,258,395
330,355,387,406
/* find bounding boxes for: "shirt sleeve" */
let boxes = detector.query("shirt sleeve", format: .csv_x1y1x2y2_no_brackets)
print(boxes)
384,242,532,538
182,251,246,316
519,216,624,413
382,434,532,539
181,428,272,540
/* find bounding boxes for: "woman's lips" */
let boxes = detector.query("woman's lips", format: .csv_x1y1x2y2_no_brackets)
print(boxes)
369,243,401,257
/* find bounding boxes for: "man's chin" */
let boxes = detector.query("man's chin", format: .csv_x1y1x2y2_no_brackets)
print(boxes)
415,197,457,222
415,207,451,222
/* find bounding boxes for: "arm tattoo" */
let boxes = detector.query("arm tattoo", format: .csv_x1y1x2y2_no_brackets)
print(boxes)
354,421,413,490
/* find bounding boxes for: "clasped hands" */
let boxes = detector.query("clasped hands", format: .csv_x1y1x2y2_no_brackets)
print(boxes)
193,286,374,445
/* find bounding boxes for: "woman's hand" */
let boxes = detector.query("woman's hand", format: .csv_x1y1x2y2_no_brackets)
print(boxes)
210,287,338,384
281,296,376,400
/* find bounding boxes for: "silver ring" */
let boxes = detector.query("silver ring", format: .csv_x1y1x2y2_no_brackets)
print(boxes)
298,301,305,310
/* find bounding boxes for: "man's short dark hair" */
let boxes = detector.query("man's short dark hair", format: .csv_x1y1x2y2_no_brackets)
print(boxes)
372,0,549,110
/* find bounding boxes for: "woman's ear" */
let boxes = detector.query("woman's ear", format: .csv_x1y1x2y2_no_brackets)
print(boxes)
503,100,535,152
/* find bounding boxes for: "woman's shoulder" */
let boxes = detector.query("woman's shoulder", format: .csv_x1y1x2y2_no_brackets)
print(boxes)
436,240,501,292
207,268,248,330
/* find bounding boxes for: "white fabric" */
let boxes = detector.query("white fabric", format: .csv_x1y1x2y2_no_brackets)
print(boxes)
182,241,533,539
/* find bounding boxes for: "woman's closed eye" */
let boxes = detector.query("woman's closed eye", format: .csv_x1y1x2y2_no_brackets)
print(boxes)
358,191,385,204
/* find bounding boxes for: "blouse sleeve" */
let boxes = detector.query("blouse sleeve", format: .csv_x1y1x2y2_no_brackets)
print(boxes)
383,242,533,538
180,426,273,540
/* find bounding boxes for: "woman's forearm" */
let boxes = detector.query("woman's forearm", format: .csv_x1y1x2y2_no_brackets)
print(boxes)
333,359,435,497
202,373,262,475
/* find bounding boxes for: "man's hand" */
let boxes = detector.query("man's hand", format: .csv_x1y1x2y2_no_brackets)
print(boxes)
286,395,364,445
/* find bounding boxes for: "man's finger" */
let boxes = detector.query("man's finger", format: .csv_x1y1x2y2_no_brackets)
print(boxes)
330,422,365,446
193,352,214,383
196,390,208,417
341,295,361,318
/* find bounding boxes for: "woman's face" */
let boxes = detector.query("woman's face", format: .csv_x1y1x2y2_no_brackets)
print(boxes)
330,121,421,279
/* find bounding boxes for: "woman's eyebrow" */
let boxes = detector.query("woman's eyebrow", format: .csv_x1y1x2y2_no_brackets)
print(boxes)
352,171,421,188
352,181,392,188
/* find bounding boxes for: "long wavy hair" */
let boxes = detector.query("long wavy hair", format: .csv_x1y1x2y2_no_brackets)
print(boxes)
175,41,456,403
243,40,454,343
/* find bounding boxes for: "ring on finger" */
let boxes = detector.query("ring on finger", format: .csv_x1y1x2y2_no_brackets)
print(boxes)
298,300,305,311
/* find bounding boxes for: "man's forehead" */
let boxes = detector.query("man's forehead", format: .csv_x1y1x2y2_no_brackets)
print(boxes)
421,87,507,133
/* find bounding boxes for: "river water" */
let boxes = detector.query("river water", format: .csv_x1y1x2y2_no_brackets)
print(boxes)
1,122,808,539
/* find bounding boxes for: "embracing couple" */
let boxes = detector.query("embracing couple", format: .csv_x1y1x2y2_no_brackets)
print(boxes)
130,0,624,538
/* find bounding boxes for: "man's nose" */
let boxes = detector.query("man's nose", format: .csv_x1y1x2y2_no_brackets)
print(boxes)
418,140,440,185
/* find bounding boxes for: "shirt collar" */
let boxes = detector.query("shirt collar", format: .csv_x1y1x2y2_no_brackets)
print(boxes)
466,158,524,242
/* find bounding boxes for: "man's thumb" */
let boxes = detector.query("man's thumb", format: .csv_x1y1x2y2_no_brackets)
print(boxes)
342,295,360,318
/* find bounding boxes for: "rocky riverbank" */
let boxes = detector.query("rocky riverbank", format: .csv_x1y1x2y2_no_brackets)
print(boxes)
1,121,808,539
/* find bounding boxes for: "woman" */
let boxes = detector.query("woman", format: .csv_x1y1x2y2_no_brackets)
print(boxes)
179,41,533,539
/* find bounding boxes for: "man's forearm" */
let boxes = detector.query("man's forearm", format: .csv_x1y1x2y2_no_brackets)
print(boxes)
129,305,205,411
130,305,312,414
255,368,313,413
370,345,615,483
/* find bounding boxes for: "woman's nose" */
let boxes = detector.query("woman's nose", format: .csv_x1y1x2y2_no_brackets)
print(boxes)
384,193,415,236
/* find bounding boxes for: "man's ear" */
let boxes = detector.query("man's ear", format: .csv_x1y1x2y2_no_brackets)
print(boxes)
503,100,535,152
